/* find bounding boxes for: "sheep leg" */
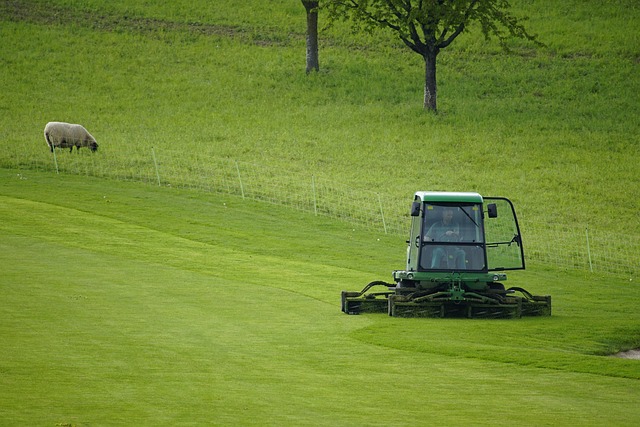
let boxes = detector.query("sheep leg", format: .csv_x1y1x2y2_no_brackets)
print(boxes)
45,132,53,152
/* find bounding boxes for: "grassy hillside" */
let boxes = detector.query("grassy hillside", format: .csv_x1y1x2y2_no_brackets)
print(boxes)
0,1,639,423
0,0,638,233
1,169,639,425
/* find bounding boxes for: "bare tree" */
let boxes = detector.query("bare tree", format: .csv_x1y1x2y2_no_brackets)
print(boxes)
324,0,541,111
302,1,320,73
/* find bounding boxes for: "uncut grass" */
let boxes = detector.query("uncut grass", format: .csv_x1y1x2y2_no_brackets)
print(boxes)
1,9,637,238
2,170,640,425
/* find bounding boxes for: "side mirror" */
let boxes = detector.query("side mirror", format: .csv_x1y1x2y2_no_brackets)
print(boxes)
410,202,421,217
487,203,498,218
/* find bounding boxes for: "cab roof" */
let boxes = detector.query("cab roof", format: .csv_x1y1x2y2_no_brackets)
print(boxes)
414,191,483,203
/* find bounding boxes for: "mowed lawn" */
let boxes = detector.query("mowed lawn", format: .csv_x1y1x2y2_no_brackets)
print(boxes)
1,169,639,426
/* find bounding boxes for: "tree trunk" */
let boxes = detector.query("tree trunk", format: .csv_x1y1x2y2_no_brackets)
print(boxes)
303,1,319,74
423,50,438,111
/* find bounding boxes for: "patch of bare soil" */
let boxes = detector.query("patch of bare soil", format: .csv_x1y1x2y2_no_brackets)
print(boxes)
612,349,640,359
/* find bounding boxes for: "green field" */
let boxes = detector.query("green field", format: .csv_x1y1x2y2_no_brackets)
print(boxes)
2,169,639,426
1,0,639,425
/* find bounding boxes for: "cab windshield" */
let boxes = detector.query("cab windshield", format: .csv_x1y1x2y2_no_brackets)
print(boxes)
420,203,486,271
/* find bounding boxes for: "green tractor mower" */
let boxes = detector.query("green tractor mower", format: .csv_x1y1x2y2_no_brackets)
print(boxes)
342,191,551,318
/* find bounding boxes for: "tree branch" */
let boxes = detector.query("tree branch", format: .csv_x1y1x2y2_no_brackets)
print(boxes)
437,0,478,49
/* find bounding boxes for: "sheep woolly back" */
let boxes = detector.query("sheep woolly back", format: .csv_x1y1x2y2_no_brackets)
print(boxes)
44,122,98,151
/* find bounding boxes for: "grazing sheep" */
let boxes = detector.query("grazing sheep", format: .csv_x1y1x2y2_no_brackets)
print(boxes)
44,122,98,153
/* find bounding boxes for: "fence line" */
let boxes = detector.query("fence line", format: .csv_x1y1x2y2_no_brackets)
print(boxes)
520,221,638,277
1,146,637,277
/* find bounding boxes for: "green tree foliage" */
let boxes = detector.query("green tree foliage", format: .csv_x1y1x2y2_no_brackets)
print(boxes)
324,0,541,111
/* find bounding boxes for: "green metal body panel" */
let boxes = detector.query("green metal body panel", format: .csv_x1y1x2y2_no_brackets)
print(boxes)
393,270,507,283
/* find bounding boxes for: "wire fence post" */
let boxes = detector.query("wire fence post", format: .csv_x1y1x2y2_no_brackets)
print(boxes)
586,226,593,272
377,193,387,234
151,147,161,186
52,148,59,174
235,161,245,199
312,175,317,216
